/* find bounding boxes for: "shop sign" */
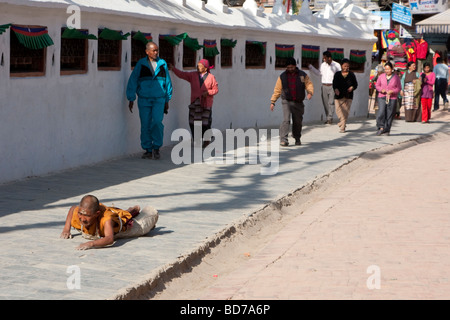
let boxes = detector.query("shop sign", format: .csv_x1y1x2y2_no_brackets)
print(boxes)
392,3,412,26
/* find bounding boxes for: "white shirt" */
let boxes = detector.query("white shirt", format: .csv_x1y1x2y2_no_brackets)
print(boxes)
309,60,341,84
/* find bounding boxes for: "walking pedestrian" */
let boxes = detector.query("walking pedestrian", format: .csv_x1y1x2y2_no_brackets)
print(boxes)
332,58,358,133
433,57,449,111
126,42,173,160
420,62,435,123
308,51,341,124
375,62,401,136
270,57,314,146
400,62,421,122
168,59,219,148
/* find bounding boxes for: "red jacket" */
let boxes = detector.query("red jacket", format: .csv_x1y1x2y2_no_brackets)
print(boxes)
171,67,219,108
415,39,428,60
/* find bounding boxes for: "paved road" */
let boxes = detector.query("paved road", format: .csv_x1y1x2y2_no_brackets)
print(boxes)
199,122,450,300
0,109,449,300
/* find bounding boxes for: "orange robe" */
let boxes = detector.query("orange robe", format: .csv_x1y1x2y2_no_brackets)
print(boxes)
71,204,133,238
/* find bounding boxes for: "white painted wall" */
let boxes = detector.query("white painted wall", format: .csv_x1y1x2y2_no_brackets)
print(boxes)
0,2,374,184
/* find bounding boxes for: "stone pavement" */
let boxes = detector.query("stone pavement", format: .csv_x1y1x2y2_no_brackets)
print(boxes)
0,109,449,300
199,121,450,300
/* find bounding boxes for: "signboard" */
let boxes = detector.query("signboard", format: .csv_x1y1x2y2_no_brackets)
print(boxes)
409,0,449,15
371,11,391,30
392,3,412,26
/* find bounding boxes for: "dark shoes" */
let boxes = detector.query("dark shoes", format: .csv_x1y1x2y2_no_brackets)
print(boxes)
152,149,160,160
376,129,390,136
324,120,332,125
142,149,160,160
142,151,152,159
281,140,301,146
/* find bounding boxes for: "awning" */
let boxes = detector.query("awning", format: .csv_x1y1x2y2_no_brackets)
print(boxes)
11,25,54,49
416,9,450,34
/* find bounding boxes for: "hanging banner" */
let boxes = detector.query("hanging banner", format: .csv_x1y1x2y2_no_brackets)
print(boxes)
392,3,412,26
132,31,152,44
221,38,237,48
203,40,219,57
327,48,344,60
11,25,54,49
0,23,11,34
301,45,319,58
409,0,448,14
98,28,130,40
246,41,266,55
62,28,97,40
275,44,294,58
350,50,366,63
160,33,187,46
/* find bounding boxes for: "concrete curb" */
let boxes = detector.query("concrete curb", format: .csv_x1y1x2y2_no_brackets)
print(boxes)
111,129,450,300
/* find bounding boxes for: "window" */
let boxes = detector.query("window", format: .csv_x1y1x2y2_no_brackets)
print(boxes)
183,42,196,69
203,39,219,69
275,44,295,69
60,28,91,75
245,41,266,69
97,28,127,71
220,38,236,68
183,37,202,69
349,49,366,73
301,45,319,70
10,25,53,77
159,37,175,66
131,31,151,68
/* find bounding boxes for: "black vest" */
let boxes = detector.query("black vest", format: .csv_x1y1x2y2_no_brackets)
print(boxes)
280,68,307,102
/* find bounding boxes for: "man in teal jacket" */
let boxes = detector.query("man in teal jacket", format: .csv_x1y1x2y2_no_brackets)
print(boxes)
127,42,173,159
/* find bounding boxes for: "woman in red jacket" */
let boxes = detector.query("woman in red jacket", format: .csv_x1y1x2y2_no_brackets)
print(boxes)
169,59,219,147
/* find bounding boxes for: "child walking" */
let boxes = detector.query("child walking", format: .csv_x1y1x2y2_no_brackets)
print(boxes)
420,62,435,123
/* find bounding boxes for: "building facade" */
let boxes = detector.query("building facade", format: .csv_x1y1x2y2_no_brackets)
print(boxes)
0,0,376,184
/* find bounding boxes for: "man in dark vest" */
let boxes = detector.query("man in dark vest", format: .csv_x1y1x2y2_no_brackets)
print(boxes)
270,57,314,146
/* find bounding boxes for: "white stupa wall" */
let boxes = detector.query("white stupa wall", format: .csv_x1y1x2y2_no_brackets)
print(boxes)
0,0,375,184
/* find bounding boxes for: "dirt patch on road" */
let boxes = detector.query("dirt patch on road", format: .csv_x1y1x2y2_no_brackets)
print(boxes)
113,133,445,300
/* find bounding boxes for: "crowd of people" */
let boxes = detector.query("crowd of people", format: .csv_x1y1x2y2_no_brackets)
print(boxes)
371,53,449,135
126,41,448,155
62,44,448,249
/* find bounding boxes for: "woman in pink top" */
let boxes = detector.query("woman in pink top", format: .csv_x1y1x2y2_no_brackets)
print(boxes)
420,62,435,123
375,62,401,136
169,59,219,147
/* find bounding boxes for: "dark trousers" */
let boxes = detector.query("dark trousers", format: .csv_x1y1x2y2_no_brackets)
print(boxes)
434,78,448,110
376,97,397,133
280,100,304,142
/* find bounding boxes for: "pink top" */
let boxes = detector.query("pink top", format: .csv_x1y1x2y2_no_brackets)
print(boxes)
376,73,401,100
171,67,219,108
420,72,435,99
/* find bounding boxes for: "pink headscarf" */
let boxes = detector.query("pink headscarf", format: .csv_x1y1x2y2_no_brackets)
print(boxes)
198,59,212,72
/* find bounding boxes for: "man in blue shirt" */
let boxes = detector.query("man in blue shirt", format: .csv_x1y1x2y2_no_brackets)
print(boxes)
127,42,173,159
433,57,449,111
